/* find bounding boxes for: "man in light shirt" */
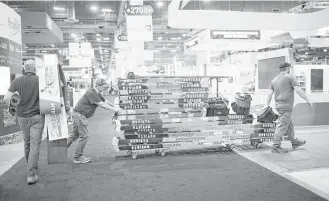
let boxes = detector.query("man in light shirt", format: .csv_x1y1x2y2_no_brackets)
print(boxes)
266,62,313,153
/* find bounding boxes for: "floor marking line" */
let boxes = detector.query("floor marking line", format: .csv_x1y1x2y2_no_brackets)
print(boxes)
234,149,329,201
283,173,329,201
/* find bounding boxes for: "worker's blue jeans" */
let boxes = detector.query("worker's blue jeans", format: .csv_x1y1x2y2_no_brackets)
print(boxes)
67,112,89,159
18,115,45,177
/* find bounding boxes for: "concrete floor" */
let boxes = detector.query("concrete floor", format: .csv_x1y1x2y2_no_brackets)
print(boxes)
0,96,328,201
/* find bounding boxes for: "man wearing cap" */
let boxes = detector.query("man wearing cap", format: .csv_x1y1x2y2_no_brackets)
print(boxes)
67,78,120,164
266,62,313,153
4,61,44,185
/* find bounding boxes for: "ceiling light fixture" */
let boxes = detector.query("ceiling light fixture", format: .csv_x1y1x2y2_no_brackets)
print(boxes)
54,6,66,11
101,8,112,12
90,5,99,12
156,1,164,8
103,38,110,41
54,13,68,16
324,49,327,52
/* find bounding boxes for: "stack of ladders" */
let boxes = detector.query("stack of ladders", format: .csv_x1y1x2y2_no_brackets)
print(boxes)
112,77,279,159
250,123,276,148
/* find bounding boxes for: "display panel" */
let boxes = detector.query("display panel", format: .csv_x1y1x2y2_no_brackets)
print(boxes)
311,69,323,91
258,56,285,89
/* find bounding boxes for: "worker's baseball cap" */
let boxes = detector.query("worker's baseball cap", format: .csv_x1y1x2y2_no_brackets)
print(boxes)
279,62,291,68
95,78,107,87
24,60,36,74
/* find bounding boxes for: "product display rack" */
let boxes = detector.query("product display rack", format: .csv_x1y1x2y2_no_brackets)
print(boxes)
112,76,279,159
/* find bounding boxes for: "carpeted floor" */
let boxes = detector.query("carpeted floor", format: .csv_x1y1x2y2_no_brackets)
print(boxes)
0,96,327,201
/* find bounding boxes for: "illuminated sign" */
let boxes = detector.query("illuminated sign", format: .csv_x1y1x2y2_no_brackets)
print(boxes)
210,30,260,40
125,5,154,15
117,34,128,41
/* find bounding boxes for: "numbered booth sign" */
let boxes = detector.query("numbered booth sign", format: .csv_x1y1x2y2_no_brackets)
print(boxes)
125,5,154,16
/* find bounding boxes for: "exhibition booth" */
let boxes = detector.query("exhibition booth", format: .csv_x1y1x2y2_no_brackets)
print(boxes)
169,2,329,127
1,0,329,143
0,2,22,144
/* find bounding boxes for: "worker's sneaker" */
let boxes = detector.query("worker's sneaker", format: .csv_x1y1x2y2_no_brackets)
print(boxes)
27,175,39,185
271,146,289,154
74,156,91,164
291,138,306,149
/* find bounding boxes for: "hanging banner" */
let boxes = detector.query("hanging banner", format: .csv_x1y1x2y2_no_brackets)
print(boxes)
68,42,93,67
0,2,22,74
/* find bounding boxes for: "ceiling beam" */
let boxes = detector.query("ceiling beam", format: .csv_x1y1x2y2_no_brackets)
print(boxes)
180,0,191,9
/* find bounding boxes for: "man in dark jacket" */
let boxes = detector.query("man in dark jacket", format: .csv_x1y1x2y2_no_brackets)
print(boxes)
4,61,44,185
67,78,120,164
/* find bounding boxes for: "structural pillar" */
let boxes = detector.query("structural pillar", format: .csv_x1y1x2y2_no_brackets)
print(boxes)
197,51,210,76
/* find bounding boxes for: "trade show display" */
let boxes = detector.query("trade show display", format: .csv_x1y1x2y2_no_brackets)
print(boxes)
2,1,329,199
0,2,22,144
112,75,283,159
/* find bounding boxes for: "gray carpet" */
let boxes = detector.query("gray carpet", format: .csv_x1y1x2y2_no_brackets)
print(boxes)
0,96,327,201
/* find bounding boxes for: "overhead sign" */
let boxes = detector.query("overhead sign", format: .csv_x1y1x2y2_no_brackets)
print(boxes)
187,29,205,38
125,5,154,15
210,30,260,40
185,36,199,49
130,0,143,6
117,34,128,41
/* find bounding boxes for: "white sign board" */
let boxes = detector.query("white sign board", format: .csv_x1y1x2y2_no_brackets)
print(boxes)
126,15,153,41
0,2,22,74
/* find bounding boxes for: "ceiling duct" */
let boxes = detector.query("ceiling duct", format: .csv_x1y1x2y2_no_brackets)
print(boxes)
64,1,78,23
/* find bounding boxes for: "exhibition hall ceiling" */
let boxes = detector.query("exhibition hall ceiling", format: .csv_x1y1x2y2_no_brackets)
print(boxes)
1,0,328,66
182,1,325,13
3,0,190,65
